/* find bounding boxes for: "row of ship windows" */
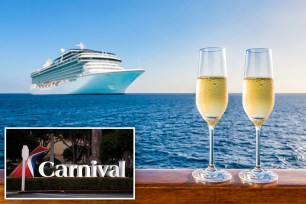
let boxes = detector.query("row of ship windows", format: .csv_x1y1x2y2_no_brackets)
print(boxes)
53,55,119,66
53,52,79,64
34,57,119,76
56,51,114,62
33,63,119,83
32,63,83,77
33,60,121,83
32,65,83,83
85,65,119,68
85,67,120,70
33,70,81,84
80,57,120,62
85,63,119,67
34,62,119,82
34,60,79,76
33,65,120,83
33,70,81,83
33,62,82,78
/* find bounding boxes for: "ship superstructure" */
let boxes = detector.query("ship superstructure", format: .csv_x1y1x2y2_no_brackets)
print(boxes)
30,43,144,94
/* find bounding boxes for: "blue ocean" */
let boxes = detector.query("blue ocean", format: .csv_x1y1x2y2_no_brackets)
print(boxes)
0,94,306,170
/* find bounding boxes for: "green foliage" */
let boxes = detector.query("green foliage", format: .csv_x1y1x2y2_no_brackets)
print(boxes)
99,129,133,164
6,129,65,161
63,144,87,162
60,129,91,163
6,129,39,161
30,129,62,146
6,128,92,163
60,129,91,142
6,177,133,191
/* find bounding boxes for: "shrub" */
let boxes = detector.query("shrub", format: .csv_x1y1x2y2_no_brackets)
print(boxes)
6,177,133,191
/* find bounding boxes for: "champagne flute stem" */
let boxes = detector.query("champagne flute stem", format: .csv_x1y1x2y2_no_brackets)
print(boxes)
209,125,215,168
255,126,261,169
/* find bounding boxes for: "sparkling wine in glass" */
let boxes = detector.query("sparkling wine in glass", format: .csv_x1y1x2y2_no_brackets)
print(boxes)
239,48,278,183
192,47,232,183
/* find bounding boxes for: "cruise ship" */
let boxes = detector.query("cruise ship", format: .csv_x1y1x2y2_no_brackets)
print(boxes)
30,43,144,94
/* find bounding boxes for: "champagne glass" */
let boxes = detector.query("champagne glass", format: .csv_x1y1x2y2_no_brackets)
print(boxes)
239,48,278,183
192,47,232,183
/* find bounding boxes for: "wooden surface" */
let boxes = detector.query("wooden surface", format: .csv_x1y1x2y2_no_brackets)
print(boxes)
1,169,306,203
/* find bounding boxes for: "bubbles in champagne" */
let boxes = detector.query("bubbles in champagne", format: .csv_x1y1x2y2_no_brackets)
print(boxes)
243,78,274,126
196,77,228,126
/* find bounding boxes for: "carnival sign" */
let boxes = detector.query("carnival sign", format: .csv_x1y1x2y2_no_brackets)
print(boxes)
38,160,126,177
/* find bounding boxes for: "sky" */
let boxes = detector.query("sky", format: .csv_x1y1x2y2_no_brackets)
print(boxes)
0,0,305,93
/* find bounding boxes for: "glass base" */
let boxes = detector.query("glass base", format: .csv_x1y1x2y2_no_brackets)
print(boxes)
192,166,232,183
239,167,278,183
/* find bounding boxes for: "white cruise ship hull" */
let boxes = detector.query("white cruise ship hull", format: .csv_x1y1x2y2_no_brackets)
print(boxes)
30,70,144,95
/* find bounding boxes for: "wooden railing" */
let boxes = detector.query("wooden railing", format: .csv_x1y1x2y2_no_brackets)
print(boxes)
1,169,306,203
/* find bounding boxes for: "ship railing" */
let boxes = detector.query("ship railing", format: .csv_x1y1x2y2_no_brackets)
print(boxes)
1,169,306,202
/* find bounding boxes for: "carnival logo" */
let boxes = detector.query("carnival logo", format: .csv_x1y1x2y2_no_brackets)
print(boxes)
38,160,126,178
9,146,49,177
9,145,126,178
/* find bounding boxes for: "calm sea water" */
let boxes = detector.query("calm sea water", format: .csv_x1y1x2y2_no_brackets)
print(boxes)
0,94,306,169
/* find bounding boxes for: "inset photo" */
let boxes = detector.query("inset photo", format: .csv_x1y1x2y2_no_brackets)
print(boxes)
5,127,135,200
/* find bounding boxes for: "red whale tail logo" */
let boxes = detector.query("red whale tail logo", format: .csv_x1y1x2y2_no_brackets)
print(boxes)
9,146,49,177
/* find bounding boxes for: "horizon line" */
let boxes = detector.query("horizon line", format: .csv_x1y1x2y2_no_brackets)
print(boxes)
0,92,305,94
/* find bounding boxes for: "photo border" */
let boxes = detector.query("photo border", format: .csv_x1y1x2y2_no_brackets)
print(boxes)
4,127,135,200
